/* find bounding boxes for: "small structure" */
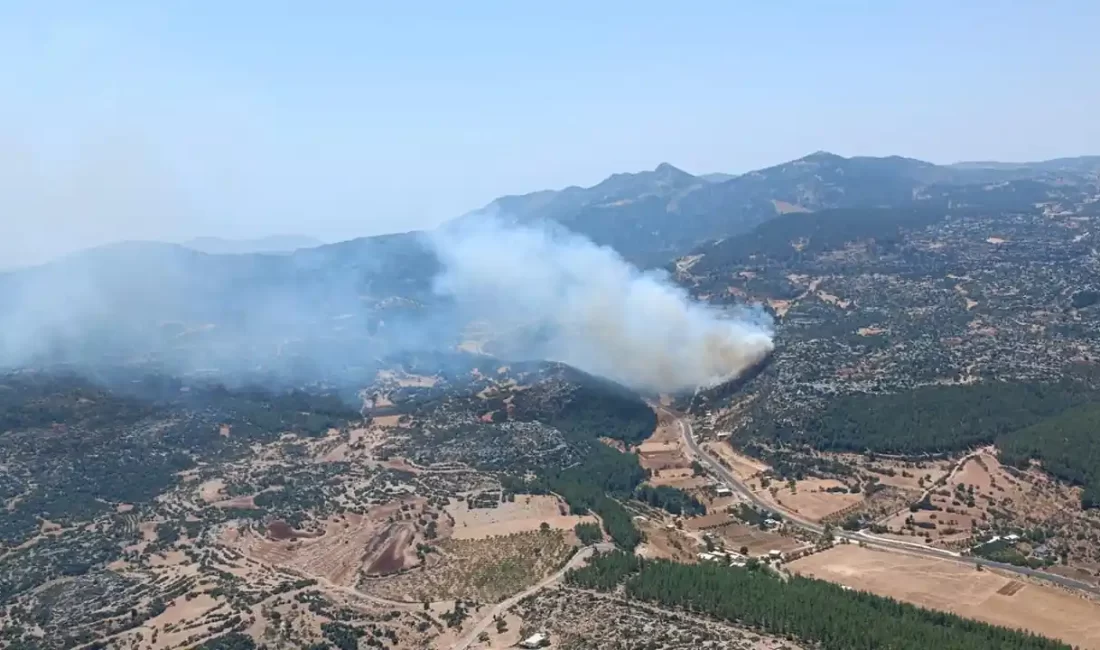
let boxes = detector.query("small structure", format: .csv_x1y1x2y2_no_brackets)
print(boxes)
715,486,733,497
520,632,549,649
768,549,783,560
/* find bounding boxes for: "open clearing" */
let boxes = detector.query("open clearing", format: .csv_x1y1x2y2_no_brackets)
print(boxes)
757,477,863,522
702,441,768,481
222,502,425,586
636,410,692,472
446,494,595,540
790,544,1100,649
635,518,699,562
689,521,807,556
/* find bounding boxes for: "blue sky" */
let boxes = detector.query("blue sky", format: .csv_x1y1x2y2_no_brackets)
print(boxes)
2,2,1098,266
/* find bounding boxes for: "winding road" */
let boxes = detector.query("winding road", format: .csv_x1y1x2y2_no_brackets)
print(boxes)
666,407,1100,597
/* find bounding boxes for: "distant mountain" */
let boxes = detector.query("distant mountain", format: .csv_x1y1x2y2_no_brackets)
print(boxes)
182,234,324,254
462,151,1098,265
4,150,1097,381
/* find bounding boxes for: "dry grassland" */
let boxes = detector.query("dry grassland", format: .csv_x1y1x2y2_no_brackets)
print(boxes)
709,523,807,556
447,494,594,540
883,451,1085,547
366,530,575,604
758,477,863,522
635,519,699,562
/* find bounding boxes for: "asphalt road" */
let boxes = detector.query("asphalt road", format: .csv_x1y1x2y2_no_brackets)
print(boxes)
665,407,1100,597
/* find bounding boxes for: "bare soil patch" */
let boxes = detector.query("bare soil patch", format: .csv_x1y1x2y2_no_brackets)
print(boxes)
635,519,699,563
223,504,426,587
365,525,416,575
708,523,807,556
635,411,692,473
447,494,592,540
790,544,1100,649
758,477,863,522
648,467,708,490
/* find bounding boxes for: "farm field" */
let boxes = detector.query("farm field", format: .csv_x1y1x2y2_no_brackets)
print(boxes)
447,494,596,540
756,477,863,522
790,544,1100,649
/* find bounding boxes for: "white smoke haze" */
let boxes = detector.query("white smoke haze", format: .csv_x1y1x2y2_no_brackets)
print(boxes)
429,216,775,394
0,207,773,396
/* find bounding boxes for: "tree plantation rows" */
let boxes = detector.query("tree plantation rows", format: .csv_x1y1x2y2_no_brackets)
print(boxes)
566,552,1070,650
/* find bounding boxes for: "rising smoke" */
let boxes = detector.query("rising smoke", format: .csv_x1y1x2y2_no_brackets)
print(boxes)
429,216,774,394
0,212,773,396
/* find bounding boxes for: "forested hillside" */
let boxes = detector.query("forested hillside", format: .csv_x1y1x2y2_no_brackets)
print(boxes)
999,403,1100,509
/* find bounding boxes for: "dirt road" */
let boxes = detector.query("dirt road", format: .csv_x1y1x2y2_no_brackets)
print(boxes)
450,542,615,650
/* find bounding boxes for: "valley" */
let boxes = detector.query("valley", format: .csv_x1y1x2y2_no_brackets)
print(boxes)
3,152,1100,649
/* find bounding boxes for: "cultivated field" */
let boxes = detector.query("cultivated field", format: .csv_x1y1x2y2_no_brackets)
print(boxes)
648,467,710,490
757,477,863,522
790,544,1100,649
636,410,693,473
635,519,699,563
705,523,807,556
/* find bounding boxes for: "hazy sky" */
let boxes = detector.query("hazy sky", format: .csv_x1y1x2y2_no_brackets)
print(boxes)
2,1,1098,267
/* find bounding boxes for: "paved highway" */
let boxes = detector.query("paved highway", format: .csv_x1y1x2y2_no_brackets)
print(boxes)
665,407,1100,597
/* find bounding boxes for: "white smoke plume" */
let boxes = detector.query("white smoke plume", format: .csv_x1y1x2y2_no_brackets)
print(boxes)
429,216,774,394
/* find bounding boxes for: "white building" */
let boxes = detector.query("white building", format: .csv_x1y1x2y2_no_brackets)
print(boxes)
520,632,548,649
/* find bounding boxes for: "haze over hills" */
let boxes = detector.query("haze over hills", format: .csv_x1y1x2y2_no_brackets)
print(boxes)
1,150,1097,387
466,151,1100,265
181,234,325,255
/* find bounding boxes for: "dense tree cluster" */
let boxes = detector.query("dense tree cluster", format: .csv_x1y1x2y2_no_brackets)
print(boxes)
634,484,705,516
754,380,1095,455
999,402,1100,509
504,443,646,549
512,371,657,446
567,551,1069,650
573,522,602,545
